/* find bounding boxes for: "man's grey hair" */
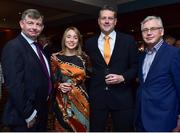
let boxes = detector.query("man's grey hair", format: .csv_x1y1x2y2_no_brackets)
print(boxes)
141,16,163,30
21,9,44,21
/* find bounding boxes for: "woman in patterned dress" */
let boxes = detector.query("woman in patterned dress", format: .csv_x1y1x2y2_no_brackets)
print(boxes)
51,27,89,132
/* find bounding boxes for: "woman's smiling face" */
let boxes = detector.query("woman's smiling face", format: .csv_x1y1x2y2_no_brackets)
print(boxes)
65,29,78,50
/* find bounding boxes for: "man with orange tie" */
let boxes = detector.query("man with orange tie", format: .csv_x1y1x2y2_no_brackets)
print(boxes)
85,5,138,132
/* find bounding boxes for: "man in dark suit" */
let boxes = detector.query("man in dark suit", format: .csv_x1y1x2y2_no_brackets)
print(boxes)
85,5,138,131
1,9,51,131
135,16,180,131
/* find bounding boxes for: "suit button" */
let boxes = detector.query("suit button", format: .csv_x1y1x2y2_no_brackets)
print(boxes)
105,87,109,90
47,96,49,101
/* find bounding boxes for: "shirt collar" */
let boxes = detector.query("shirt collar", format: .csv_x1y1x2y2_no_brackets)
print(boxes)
99,30,116,41
145,39,163,54
21,32,36,45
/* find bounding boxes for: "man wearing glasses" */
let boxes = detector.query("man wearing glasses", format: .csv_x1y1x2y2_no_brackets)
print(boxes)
135,16,180,131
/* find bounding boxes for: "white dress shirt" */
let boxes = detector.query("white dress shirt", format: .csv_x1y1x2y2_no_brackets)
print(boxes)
98,30,116,58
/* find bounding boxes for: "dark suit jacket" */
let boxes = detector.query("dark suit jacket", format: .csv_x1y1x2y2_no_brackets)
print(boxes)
85,32,138,110
136,42,180,131
1,34,50,126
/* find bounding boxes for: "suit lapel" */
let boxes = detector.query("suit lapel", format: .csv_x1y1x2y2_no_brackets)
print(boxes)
92,36,107,65
108,33,120,65
91,33,122,66
144,43,166,82
139,52,146,83
18,35,48,76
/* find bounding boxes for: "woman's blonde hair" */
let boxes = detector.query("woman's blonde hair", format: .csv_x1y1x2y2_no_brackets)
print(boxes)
61,26,83,55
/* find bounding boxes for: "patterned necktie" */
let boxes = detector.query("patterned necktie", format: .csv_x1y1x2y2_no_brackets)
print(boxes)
34,42,52,95
104,36,111,64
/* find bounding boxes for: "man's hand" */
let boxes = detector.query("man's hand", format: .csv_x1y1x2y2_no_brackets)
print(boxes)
172,115,180,132
27,116,36,128
105,74,124,85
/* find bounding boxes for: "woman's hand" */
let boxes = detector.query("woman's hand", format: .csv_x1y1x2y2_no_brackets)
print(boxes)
58,82,72,93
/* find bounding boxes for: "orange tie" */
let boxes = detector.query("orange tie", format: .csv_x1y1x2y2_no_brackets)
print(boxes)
104,36,111,64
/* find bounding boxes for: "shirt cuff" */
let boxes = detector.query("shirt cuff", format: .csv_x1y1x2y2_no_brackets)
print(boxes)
25,110,37,123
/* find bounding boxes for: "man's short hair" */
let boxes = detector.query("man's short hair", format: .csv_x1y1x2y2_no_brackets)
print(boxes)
21,9,44,21
99,5,117,18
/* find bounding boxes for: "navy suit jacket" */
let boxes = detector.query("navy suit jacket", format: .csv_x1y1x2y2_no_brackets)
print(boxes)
1,34,50,125
85,32,138,110
136,42,180,131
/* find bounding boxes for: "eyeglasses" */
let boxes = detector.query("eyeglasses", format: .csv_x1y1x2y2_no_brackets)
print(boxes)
141,27,162,34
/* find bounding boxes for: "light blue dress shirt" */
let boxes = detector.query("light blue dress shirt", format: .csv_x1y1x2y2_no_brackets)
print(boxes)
143,39,163,81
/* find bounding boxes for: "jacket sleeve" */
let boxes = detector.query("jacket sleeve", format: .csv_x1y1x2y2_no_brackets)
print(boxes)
171,49,180,106
1,42,34,119
122,36,138,83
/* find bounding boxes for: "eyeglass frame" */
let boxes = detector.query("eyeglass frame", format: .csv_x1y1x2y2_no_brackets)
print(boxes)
141,27,163,34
